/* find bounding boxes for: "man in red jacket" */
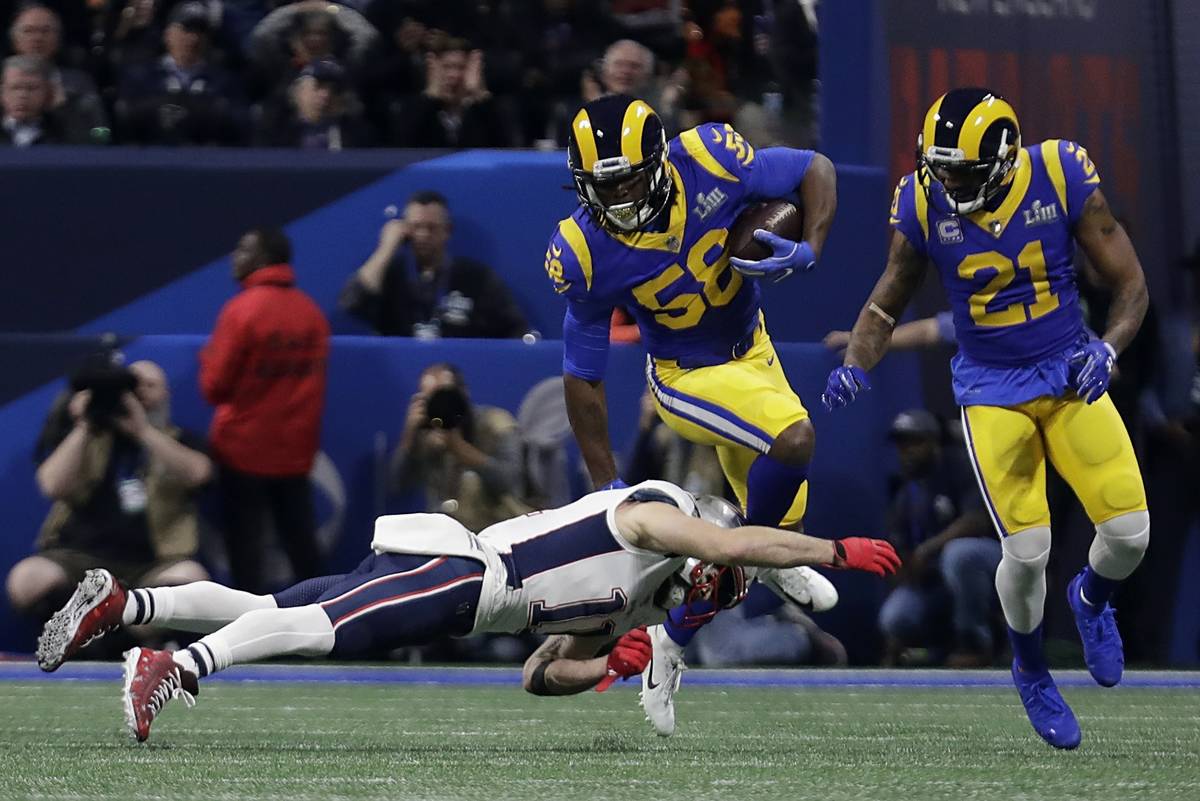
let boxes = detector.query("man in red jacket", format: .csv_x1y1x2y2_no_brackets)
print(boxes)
200,227,330,592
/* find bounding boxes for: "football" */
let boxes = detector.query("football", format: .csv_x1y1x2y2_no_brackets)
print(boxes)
726,199,805,262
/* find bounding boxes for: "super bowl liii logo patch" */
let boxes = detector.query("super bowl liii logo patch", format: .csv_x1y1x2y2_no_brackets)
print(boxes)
936,219,963,245
1024,199,1059,227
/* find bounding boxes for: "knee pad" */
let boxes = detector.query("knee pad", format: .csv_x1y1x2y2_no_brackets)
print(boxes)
1000,527,1051,571
995,527,1051,633
1091,510,1149,579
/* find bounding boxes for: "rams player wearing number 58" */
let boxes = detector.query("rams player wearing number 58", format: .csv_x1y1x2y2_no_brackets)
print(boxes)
825,88,1150,749
541,94,837,735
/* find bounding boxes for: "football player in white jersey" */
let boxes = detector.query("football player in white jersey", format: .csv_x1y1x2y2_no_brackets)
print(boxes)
37,481,898,742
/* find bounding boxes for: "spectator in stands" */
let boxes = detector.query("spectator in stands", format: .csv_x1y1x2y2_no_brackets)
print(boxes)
116,2,247,145
0,0,90,59
677,1,743,126
356,8,427,133
340,190,529,338
6,357,210,625
83,0,167,79
511,0,624,146
249,2,377,95
553,38,685,145
253,57,373,149
389,38,515,148
390,363,526,532
876,410,998,667
8,3,108,143
200,227,330,594
0,53,76,145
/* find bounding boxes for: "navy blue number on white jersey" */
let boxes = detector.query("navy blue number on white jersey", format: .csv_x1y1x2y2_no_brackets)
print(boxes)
508,511,630,634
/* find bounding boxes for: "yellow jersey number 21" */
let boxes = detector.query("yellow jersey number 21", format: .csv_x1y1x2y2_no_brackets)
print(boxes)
958,240,1060,328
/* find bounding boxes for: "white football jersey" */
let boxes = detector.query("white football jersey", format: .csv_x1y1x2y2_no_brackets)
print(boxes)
473,480,695,636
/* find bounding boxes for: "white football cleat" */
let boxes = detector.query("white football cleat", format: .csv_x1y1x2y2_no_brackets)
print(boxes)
639,624,686,737
756,566,838,612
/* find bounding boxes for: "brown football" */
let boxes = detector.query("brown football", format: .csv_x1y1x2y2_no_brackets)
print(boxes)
727,200,805,262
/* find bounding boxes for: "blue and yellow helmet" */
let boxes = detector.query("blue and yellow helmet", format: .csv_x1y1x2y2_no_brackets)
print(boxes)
567,94,671,232
916,87,1021,214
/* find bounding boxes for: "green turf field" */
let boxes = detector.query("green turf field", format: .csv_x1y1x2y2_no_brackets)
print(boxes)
2,672,1197,801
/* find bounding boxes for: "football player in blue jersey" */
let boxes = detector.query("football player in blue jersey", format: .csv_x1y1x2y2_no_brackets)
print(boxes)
542,94,838,733
825,88,1150,749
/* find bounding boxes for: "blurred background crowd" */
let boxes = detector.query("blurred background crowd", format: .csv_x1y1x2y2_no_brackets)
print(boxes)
0,0,818,149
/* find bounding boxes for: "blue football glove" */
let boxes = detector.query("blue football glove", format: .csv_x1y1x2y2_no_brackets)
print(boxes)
821,366,871,411
1068,340,1116,404
599,478,629,491
729,230,816,283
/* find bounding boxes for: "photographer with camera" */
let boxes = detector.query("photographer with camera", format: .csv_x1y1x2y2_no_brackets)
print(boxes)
6,358,211,627
339,190,529,339
390,363,526,532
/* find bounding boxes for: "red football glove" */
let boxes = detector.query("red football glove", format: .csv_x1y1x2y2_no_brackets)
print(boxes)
594,626,652,692
832,537,902,577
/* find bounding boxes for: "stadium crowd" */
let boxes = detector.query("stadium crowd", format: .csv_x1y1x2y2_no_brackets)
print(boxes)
0,0,819,149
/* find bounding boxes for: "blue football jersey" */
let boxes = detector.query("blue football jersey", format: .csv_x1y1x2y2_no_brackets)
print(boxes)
890,139,1102,404
545,123,813,372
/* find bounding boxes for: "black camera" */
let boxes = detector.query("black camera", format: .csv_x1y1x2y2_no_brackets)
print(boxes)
69,351,137,427
424,386,471,432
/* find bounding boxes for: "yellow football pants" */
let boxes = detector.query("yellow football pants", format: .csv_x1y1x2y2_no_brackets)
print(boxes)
645,324,810,527
961,394,1147,536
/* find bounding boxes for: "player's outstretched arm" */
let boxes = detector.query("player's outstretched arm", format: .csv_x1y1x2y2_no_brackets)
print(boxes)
1073,188,1149,357
521,633,615,696
618,502,900,576
823,231,926,410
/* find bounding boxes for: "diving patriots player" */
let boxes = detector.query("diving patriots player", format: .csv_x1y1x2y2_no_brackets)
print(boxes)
543,94,837,733
824,88,1150,749
36,480,898,743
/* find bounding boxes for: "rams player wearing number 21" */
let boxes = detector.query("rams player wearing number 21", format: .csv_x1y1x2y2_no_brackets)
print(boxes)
826,88,1150,750
542,94,837,736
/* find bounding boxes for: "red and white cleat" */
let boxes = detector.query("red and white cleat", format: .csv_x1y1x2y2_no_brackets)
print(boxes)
37,568,128,672
122,648,197,743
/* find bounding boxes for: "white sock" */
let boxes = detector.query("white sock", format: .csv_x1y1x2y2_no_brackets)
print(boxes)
186,606,336,677
123,582,277,632
994,527,1052,634
172,649,200,677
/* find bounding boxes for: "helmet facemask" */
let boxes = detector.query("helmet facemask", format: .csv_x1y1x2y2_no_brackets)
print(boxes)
917,126,1018,215
673,560,749,628
666,494,750,628
571,129,672,233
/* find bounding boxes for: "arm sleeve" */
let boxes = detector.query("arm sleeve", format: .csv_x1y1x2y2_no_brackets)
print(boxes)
743,146,814,199
888,175,928,257
1057,139,1102,226
562,300,613,381
934,311,956,344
